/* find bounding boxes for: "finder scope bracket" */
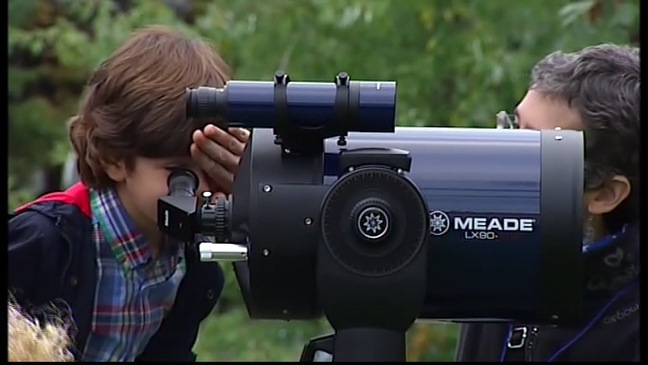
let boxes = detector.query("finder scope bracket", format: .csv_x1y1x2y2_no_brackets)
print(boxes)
272,71,359,155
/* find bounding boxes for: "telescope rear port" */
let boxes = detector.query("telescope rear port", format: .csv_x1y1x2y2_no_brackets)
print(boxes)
321,168,428,277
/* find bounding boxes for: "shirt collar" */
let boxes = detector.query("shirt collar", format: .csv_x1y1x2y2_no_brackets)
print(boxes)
583,222,639,302
90,187,154,268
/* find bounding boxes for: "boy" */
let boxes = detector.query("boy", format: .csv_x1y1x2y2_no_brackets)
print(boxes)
8,26,232,362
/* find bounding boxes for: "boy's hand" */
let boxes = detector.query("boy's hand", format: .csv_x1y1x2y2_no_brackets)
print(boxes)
191,125,250,195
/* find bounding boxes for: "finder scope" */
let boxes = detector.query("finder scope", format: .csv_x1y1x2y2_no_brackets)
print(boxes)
186,71,396,154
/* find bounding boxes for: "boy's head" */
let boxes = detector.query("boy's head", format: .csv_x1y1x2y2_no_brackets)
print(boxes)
68,26,231,229
8,301,74,362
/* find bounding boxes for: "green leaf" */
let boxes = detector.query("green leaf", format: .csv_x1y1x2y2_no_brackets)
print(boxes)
559,0,596,26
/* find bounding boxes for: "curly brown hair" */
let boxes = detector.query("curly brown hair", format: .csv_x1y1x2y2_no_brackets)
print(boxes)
68,25,231,189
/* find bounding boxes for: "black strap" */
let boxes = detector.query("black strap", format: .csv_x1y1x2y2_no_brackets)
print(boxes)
333,76,349,135
273,73,290,140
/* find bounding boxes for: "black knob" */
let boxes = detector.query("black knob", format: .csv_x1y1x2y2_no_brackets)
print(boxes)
214,197,229,242
349,198,393,242
274,71,290,85
335,72,350,86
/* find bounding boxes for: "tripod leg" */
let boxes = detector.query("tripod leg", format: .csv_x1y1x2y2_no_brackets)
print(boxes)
333,328,406,362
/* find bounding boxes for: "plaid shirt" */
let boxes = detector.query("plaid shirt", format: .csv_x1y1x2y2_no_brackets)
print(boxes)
82,188,187,362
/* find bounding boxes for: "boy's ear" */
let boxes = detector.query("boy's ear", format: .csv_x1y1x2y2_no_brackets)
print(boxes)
585,175,631,215
102,159,128,183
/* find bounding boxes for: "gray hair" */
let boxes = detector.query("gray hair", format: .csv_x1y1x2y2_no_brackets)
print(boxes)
530,44,640,230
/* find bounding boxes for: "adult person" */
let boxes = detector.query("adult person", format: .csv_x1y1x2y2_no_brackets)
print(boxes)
456,44,640,362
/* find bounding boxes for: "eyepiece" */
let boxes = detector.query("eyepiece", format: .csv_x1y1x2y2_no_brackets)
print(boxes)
168,168,199,197
186,87,228,120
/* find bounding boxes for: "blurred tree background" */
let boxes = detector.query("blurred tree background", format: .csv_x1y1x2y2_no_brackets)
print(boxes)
8,0,638,361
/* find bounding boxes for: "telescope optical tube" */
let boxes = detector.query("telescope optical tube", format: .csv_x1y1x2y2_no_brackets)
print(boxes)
235,127,584,325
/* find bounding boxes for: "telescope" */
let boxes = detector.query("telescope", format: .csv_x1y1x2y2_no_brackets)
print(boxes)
157,72,585,362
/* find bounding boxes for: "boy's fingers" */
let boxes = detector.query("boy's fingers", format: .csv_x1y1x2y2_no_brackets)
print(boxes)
204,124,248,151
193,131,240,173
191,144,234,194
192,129,204,143
229,127,250,143
210,191,227,203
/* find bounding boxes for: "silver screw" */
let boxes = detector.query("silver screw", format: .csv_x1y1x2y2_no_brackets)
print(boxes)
554,127,562,131
202,191,213,206
348,167,355,172
283,148,291,154
397,168,403,174
262,185,272,193
282,309,289,315
555,136,563,141
304,217,313,225
262,249,270,256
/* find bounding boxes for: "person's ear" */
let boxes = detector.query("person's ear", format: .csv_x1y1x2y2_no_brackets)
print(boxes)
102,159,128,183
585,175,631,215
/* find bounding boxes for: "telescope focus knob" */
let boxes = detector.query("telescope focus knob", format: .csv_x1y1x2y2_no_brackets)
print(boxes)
321,168,428,277
350,197,393,242
214,197,229,242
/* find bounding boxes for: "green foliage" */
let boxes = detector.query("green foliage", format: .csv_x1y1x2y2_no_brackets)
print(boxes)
8,0,638,361
195,304,331,361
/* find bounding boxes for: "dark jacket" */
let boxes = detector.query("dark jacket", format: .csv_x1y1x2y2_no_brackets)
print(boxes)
455,224,640,362
8,183,225,362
